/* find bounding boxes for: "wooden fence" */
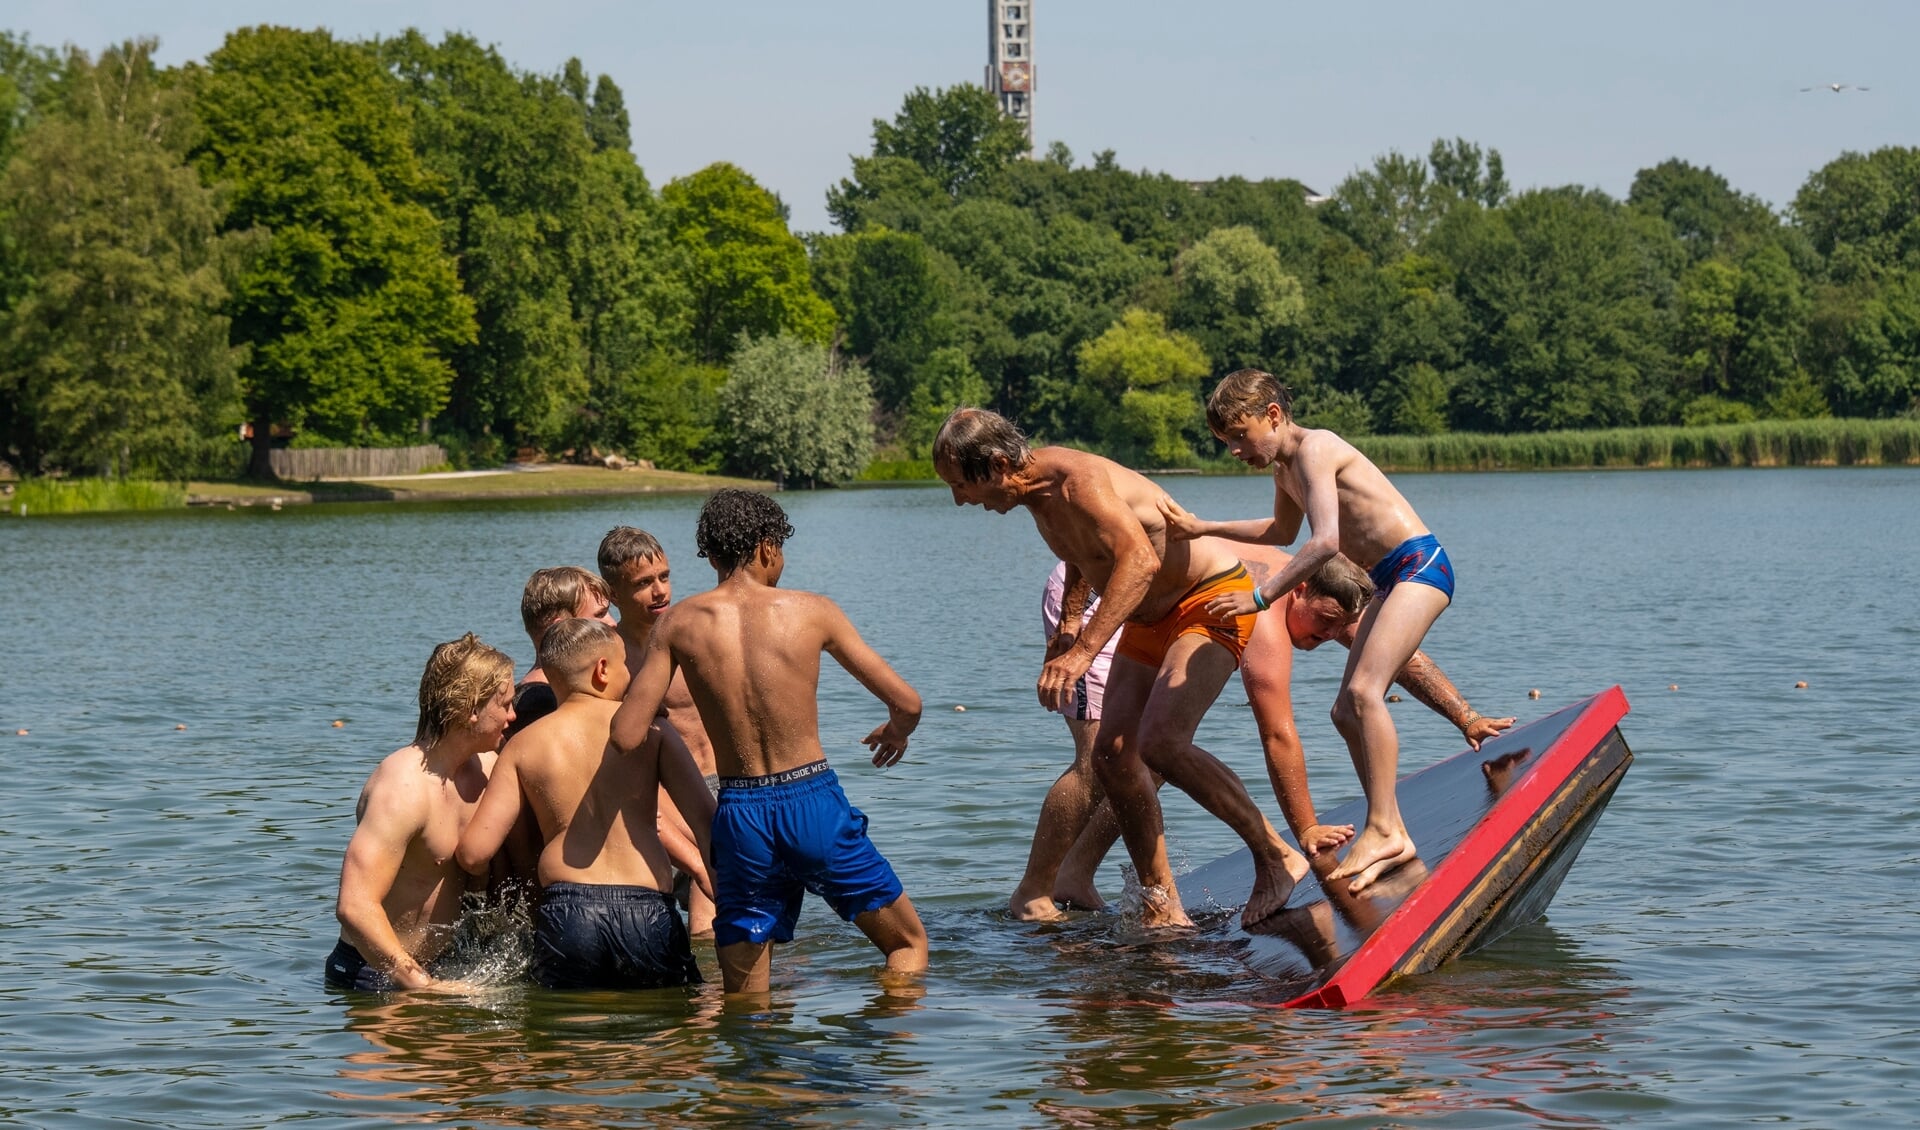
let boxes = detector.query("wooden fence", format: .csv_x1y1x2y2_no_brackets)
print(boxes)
268,445,447,480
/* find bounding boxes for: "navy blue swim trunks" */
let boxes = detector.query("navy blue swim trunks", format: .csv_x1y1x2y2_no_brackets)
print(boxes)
323,937,444,991
710,761,905,949
531,882,702,990
1367,533,1455,601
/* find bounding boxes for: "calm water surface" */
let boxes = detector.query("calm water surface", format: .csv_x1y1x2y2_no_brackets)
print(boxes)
2,469,1916,1127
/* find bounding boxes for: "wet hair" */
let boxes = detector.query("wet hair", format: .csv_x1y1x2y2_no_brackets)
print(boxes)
696,488,793,577
536,617,620,687
1302,555,1374,619
415,633,514,747
519,566,610,639
932,407,1033,483
597,526,666,579
1206,369,1294,434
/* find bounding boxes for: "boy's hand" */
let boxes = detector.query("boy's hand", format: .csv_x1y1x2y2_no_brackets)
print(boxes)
1156,496,1205,541
1204,588,1260,618
862,720,912,767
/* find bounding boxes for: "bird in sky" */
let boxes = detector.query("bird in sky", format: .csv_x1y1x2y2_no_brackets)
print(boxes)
1800,82,1870,93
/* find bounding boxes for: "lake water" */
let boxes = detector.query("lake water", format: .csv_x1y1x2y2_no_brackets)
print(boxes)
2,468,1917,1127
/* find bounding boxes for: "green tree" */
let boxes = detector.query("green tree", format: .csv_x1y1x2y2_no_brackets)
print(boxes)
720,334,874,486
601,354,723,472
1074,309,1210,466
845,228,954,414
664,162,835,364
1629,158,1778,263
1170,225,1305,370
1674,259,1740,399
863,84,1029,199
1806,271,1920,417
191,26,474,476
1439,188,1672,431
1428,137,1509,208
1,41,253,478
1793,147,1920,283
897,346,991,457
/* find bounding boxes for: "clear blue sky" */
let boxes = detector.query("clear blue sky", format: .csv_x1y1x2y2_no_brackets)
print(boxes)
9,0,1915,233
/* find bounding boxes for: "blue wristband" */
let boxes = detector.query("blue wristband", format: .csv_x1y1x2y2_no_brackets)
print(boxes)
1250,586,1269,612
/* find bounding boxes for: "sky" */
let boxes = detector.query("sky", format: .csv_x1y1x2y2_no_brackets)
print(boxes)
7,0,1916,233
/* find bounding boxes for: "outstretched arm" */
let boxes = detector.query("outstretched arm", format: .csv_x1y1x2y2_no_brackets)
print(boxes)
1159,492,1300,546
823,601,922,767
1206,445,1340,617
454,752,526,875
1393,648,1515,751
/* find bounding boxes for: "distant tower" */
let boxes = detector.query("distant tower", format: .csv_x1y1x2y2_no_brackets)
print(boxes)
986,0,1034,148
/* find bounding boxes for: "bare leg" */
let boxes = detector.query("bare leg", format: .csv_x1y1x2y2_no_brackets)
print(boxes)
687,885,716,938
1009,717,1106,919
1135,635,1308,927
717,940,773,994
853,894,929,984
1091,658,1190,927
1327,582,1451,893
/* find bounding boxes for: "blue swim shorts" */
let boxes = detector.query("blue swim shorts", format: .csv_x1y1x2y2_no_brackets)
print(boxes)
532,882,702,991
710,761,905,949
1367,534,1455,601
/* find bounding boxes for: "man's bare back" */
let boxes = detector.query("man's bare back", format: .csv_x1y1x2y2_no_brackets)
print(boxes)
1022,447,1243,625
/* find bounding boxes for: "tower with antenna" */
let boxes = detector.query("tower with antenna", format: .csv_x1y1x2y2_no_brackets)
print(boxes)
986,1,1034,147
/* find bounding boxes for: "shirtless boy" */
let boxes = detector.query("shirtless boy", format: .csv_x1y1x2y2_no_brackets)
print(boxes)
456,618,711,990
598,526,719,935
1162,368,1458,893
1031,548,1513,915
327,634,515,991
609,489,928,993
934,407,1308,928
507,566,616,743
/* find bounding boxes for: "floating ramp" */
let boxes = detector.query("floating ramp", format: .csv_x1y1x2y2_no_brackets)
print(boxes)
1176,686,1633,1009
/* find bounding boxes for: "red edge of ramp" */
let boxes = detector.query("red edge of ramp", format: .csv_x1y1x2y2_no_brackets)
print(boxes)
1284,685,1631,1010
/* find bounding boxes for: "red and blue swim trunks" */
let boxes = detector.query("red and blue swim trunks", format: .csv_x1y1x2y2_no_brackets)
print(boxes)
1367,534,1454,601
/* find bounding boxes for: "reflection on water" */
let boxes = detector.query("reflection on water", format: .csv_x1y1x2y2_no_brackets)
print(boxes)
3,470,1919,1125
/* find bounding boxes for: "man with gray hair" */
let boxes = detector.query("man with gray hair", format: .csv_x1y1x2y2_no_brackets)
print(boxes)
935,407,1308,928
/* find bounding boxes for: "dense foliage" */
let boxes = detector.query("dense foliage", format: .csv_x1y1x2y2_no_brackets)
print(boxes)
2,31,1917,484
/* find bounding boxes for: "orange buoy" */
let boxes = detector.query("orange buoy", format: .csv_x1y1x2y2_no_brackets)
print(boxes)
332,719,346,727
1528,689,1542,699
1386,694,1402,703
1794,681,1808,689
174,724,187,731
1668,684,1679,691
953,705,967,712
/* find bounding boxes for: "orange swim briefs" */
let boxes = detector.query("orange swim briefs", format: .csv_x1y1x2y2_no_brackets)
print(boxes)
1114,564,1259,670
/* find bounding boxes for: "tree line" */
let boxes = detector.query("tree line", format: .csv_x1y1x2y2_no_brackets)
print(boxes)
2,29,1917,485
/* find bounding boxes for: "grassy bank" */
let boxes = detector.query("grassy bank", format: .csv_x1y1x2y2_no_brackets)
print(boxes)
3,466,768,516
1352,418,1920,472
5,478,186,515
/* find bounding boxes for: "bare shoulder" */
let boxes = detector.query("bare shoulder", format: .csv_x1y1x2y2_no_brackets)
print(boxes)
354,746,430,830
1299,428,1361,465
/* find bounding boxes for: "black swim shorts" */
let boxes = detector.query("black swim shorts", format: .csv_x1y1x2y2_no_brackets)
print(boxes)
531,882,702,990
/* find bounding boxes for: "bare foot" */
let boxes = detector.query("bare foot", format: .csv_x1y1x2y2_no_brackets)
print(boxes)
1050,883,1106,912
1241,843,1311,927
1327,826,1418,894
1008,892,1068,921
1137,884,1193,928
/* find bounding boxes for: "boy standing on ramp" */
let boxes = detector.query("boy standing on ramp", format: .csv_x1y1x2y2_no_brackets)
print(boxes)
610,489,928,993
1162,368,1458,894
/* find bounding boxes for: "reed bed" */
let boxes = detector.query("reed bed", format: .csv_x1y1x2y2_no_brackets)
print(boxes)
1354,419,1920,473
6,478,187,515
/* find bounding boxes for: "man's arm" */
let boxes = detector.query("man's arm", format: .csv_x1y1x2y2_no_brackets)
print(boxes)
822,599,922,767
1241,625,1353,853
1038,471,1157,712
454,751,525,876
1336,623,1516,751
335,782,438,990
